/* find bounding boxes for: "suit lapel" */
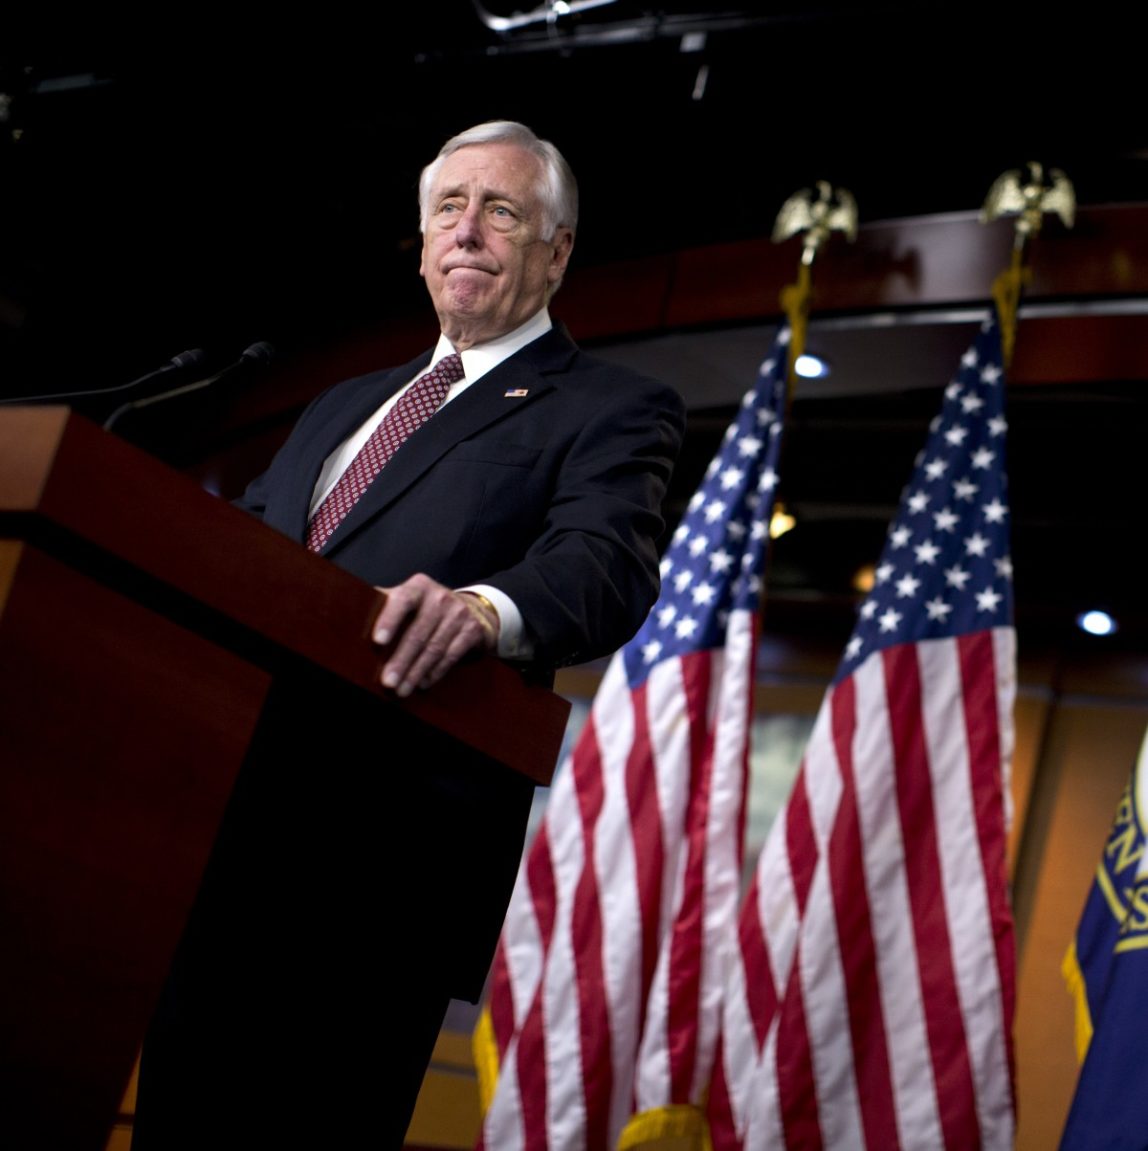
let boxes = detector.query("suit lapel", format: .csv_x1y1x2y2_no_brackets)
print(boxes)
280,354,428,536
320,327,576,554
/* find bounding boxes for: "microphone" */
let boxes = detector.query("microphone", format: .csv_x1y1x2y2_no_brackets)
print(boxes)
0,347,207,406
102,341,276,432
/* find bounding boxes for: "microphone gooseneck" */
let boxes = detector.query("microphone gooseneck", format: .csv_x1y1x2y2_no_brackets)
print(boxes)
102,342,276,432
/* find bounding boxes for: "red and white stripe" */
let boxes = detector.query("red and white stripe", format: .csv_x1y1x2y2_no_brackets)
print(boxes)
478,607,759,1150
711,629,1017,1151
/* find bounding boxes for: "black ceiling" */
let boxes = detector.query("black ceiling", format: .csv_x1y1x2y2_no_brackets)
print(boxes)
3,4,1147,658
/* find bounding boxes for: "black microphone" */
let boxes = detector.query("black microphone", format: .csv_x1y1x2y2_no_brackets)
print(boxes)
102,341,276,432
0,347,207,406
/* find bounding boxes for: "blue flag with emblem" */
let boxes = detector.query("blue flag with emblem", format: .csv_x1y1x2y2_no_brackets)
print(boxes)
1060,723,1148,1149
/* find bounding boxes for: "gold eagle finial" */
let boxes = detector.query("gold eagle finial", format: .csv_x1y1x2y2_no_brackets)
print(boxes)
772,180,858,266
980,161,1075,248
980,162,1075,369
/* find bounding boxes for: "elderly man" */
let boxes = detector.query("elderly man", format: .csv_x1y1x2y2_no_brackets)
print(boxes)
133,120,685,1149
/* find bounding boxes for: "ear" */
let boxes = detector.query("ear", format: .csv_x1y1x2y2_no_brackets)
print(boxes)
547,228,574,285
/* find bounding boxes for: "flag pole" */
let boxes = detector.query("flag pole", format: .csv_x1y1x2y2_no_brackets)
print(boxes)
772,180,858,399
767,180,857,554
980,160,1076,367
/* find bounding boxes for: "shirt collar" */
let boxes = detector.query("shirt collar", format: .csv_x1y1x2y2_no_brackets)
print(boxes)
431,308,552,385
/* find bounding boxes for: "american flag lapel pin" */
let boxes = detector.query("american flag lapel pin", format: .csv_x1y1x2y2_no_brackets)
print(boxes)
504,387,530,397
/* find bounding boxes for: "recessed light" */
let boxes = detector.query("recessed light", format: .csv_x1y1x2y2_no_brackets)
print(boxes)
853,564,876,594
794,353,830,379
769,502,796,539
1076,610,1117,636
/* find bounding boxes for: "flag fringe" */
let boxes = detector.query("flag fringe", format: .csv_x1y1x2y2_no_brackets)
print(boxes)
1061,938,1093,1063
617,1103,713,1151
472,1005,500,1113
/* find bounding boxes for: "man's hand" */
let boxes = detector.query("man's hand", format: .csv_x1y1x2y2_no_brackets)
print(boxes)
372,573,500,697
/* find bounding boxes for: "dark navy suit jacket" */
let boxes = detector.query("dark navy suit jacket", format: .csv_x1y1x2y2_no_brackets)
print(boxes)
237,323,686,671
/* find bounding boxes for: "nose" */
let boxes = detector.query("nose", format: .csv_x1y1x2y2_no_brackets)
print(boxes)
454,201,485,248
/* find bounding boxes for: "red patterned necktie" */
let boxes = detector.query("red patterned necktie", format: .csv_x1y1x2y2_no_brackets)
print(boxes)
305,352,465,552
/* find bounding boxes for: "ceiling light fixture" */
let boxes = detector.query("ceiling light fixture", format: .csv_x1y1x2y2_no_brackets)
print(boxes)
471,0,617,33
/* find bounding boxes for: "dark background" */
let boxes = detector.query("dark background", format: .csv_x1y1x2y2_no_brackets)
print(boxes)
3,3,1146,655
4,3,1143,390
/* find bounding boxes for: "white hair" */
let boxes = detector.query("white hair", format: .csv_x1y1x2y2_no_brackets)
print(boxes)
417,120,579,240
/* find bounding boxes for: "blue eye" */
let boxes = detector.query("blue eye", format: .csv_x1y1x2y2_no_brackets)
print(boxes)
488,205,520,230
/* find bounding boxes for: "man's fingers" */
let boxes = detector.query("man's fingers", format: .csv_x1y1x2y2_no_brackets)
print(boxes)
371,575,429,645
372,576,494,697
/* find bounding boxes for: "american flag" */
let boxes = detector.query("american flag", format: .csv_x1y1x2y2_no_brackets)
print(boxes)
1059,723,1148,1149
474,326,793,1150
709,311,1018,1150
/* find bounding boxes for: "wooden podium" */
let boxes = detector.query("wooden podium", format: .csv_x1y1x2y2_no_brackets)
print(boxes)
0,407,571,1149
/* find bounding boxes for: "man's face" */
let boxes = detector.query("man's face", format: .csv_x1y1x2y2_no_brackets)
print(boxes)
420,142,574,350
